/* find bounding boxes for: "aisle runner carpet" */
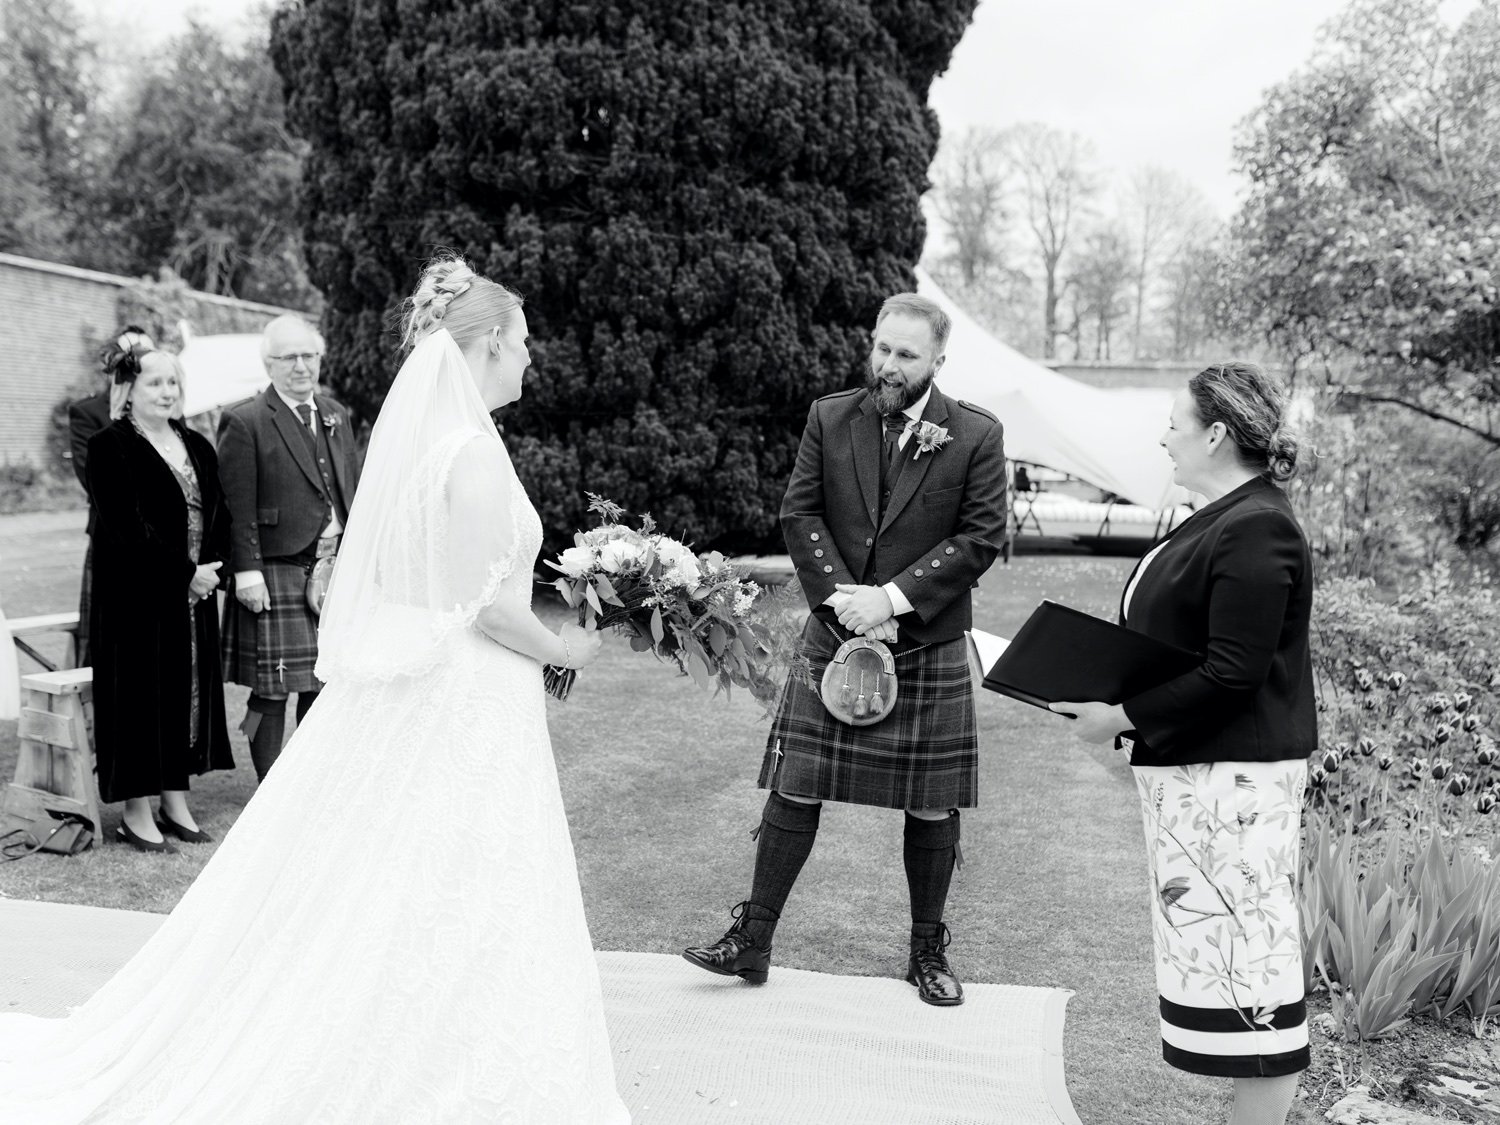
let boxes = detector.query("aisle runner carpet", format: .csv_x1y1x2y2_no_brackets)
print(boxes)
0,899,1079,1125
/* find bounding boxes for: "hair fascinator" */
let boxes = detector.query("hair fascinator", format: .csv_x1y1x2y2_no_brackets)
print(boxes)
100,326,154,384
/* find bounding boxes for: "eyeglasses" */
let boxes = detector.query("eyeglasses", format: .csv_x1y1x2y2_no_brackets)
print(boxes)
270,352,323,366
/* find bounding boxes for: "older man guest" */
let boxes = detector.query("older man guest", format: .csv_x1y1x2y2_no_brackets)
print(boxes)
682,292,1008,1006
218,315,362,780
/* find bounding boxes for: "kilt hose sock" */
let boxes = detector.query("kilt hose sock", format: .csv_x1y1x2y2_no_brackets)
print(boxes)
242,694,286,782
904,810,960,924
747,793,823,941
243,691,318,782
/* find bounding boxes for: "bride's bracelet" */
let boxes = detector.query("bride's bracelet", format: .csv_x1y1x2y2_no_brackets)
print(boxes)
560,635,573,668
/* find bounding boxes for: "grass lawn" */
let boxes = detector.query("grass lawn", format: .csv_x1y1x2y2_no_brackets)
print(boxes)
0,516,1335,1124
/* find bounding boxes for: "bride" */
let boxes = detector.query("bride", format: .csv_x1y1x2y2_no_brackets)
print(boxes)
0,256,632,1124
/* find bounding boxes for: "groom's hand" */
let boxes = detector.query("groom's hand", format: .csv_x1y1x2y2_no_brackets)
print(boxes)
833,583,893,633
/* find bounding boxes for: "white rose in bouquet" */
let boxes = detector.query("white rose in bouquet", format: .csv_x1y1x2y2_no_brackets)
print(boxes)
597,538,646,574
555,545,595,578
654,538,702,589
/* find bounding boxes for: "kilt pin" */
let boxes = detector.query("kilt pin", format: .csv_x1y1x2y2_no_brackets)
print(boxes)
685,380,1008,1006
217,386,361,780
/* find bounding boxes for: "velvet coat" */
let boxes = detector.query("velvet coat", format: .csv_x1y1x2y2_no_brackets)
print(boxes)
87,419,234,802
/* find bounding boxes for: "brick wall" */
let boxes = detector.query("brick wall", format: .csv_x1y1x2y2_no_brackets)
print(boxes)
0,253,301,469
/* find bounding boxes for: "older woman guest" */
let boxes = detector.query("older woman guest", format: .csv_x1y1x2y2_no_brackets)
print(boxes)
88,334,234,852
1052,362,1314,1125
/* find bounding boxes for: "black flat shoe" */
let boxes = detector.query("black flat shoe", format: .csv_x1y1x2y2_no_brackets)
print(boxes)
157,812,212,844
116,822,177,854
907,921,965,1007
682,901,778,984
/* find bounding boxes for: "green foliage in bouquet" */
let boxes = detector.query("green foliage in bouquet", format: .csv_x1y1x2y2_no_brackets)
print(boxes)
543,495,779,703
1301,821,1500,1042
270,0,979,557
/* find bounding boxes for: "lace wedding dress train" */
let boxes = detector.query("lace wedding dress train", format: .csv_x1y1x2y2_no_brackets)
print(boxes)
0,420,630,1124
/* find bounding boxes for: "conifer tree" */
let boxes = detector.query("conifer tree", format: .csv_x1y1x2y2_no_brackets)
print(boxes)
272,0,976,551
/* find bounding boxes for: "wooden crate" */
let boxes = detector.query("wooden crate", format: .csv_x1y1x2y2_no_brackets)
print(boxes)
5,667,99,840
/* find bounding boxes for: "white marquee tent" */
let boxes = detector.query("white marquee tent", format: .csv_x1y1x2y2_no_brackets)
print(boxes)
178,331,269,419
916,269,1186,511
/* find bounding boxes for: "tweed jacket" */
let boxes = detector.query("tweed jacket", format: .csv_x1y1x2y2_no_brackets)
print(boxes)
216,386,362,571
1120,475,1316,766
783,385,1008,647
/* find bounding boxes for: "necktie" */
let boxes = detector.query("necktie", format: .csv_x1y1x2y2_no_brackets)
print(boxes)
295,403,316,450
883,414,908,472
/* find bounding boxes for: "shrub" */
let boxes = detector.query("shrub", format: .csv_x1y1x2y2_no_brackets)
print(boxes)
271,0,980,558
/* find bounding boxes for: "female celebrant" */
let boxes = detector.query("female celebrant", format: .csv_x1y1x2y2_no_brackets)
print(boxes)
88,332,234,852
1052,361,1314,1125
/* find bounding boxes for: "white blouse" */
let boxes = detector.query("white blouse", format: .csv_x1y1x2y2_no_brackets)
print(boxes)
1122,539,1171,623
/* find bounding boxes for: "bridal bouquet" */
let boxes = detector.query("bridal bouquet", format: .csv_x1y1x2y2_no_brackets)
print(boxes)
542,494,778,703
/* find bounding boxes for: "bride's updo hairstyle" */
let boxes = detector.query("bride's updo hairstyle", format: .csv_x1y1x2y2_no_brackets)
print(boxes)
1188,360,1300,482
399,254,523,349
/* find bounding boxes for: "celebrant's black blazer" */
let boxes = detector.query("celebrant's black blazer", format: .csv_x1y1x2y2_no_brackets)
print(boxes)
782,384,1008,647
1119,475,1316,767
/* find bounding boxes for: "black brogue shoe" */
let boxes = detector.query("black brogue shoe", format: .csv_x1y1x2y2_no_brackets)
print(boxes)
906,920,964,1006
681,901,778,984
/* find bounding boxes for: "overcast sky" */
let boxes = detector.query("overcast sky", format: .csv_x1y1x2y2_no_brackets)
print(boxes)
81,0,1472,218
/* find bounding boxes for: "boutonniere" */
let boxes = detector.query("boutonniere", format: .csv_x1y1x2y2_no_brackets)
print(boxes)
912,421,953,458
321,411,340,433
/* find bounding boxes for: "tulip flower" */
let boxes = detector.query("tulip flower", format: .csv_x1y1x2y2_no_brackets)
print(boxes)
1478,792,1496,815
1412,757,1429,778
1378,753,1395,772
1355,669,1374,692
1322,750,1341,773
1477,743,1498,767
1447,773,1471,796
1309,767,1327,789
1357,737,1377,757
1431,760,1451,781
1384,671,1407,690
1462,713,1481,732
1433,724,1452,745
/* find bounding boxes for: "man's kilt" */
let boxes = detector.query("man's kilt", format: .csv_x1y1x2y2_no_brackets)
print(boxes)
221,560,323,696
757,616,978,810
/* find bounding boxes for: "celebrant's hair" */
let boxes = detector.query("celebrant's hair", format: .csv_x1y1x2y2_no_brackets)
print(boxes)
1188,361,1300,482
873,293,951,354
400,254,524,349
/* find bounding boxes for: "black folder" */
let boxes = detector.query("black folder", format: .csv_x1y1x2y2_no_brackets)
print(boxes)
975,600,1201,711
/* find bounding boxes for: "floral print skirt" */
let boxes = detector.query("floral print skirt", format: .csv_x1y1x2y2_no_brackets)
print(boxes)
1133,757,1311,1078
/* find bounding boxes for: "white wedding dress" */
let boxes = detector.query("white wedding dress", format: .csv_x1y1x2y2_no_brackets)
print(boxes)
0,332,631,1124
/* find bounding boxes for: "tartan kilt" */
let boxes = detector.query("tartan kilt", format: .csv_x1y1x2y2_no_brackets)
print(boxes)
757,616,978,810
221,560,323,696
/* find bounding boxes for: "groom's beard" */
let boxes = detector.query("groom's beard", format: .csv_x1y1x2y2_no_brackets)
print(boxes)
866,364,937,415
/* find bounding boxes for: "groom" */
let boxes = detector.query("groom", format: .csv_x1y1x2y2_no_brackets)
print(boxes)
683,292,1007,1005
